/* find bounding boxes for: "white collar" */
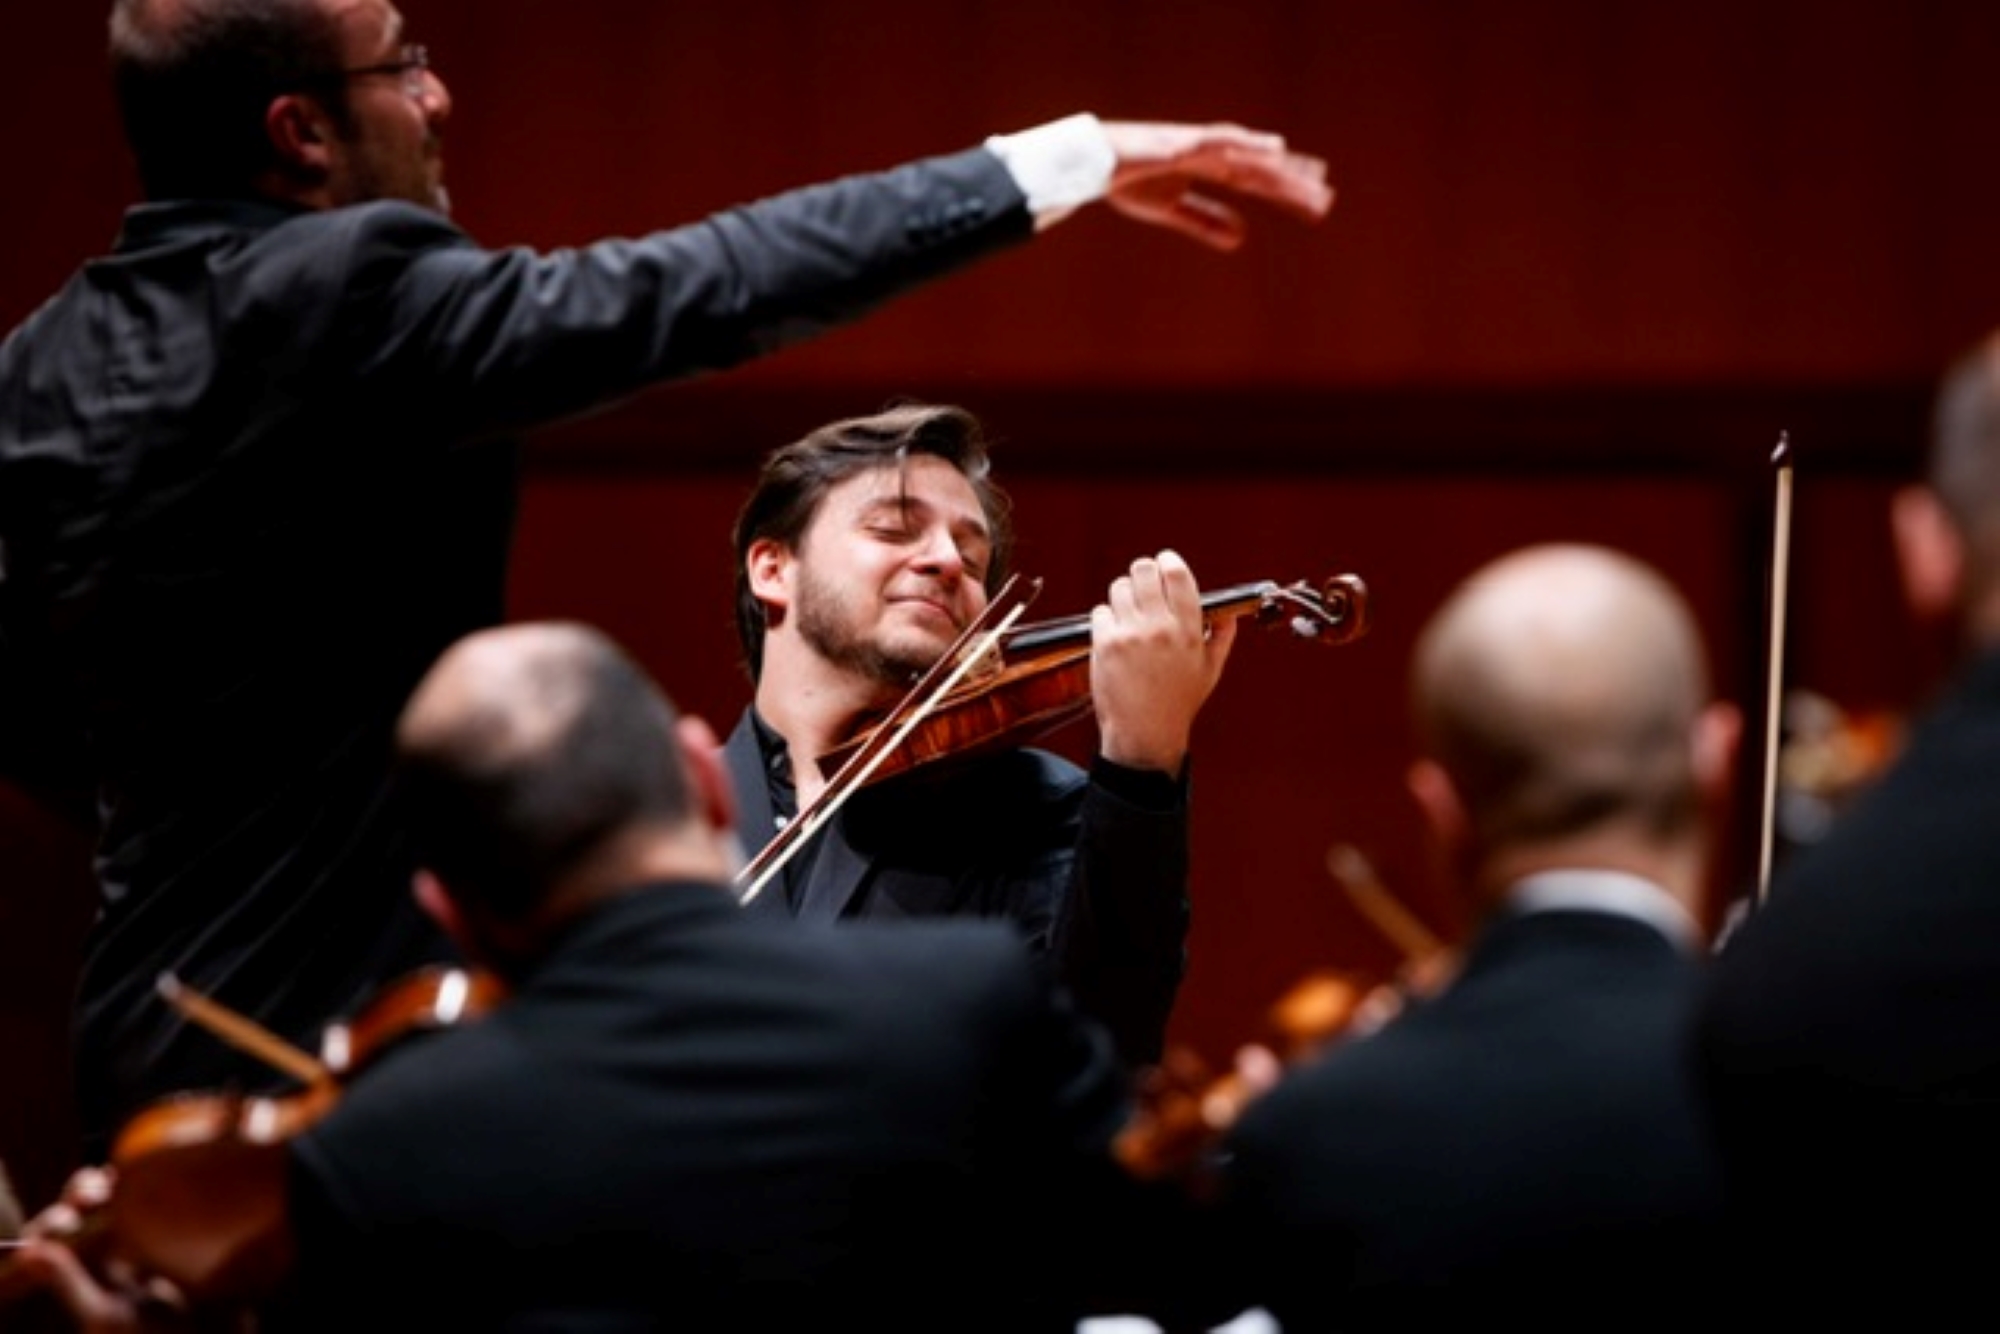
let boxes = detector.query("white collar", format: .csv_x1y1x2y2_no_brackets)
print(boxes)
1504,868,1702,956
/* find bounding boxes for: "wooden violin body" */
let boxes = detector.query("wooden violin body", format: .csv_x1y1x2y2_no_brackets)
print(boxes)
816,572,1371,784
738,569,1371,904
1115,846,1458,1188
0,966,503,1319
1113,967,1378,1185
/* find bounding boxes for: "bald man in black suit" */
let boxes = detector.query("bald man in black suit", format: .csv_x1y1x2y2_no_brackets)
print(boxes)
6,621,1197,1331
1182,545,1738,1331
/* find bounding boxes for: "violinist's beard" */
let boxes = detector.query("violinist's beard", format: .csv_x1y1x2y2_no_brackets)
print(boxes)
795,568,953,691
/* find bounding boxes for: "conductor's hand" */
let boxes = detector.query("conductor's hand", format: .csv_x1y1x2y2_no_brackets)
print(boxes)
1090,550,1238,774
1101,121,1334,251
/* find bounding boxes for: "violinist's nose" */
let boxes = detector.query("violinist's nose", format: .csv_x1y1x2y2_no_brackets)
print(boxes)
909,526,967,581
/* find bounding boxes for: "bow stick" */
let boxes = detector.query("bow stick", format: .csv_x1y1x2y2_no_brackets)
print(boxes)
1755,433,1795,906
157,972,331,1088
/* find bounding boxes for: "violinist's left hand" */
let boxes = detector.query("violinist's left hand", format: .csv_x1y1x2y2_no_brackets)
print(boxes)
5,1238,158,1333
3,1166,193,1332
1089,550,1238,773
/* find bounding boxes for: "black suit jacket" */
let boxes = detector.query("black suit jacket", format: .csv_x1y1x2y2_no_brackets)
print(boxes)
1695,647,2000,1316
1199,902,1727,1330
723,710,1189,1067
285,884,1160,1333
0,149,1032,1150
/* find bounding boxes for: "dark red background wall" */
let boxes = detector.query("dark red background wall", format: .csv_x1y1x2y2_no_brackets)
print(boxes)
4,0,1995,1213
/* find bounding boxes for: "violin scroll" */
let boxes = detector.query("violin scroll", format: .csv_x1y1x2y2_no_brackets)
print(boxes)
1248,573,1370,646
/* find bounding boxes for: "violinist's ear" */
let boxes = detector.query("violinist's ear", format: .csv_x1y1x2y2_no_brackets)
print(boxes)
412,869,469,947
1692,699,1743,813
1405,758,1469,861
745,539,793,610
1688,698,1746,943
1891,483,1964,625
674,715,738,840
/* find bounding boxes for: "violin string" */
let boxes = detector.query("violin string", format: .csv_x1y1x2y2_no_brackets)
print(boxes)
731,574,1034,896
822,572,1039,785
999,578,1346,654
735,578,1038,904
732,578,1022,897
736,600,1034,904
734,568,1368,907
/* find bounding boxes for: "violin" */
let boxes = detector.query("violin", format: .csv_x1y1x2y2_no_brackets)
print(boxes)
1775,687,1902,841
738,569,1370,905
319,963,506,1076
1113,966,1382,1187
815,572,1371,785
1112,845,1456,1189
109,964,505,1160
0,966,503,1319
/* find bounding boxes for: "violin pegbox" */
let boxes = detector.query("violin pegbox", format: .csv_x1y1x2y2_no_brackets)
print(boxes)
1256,574,1370,646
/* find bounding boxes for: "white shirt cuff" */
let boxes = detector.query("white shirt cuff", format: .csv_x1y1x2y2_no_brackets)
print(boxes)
983,113,1116,219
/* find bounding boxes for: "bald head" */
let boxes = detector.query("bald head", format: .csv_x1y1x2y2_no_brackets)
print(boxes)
1413,544,1713,854
400,621,629,771
395,622,698,919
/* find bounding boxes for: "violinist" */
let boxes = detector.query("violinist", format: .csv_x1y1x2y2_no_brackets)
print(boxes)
291,621,1186,1329
724,402,1237,1067
1695,331,2000,1322
3,620,1209,1332
1178,544,1738,1332
11,619,1209,1329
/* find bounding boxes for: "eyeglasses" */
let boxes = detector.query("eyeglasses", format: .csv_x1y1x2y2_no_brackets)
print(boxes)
330,43,431,100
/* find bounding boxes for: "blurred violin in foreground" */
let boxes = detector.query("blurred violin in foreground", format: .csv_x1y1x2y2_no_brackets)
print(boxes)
1774,688,1902,849
0,966,503,1322
1114,966,1384,1187
1114,845,1456,1188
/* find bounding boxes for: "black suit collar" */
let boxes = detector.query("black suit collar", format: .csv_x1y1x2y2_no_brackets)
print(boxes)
723,709,879,920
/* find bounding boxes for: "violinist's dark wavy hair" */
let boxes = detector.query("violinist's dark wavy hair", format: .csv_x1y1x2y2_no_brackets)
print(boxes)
109,0,349,200
730,402,1015,681
393,624,695,920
